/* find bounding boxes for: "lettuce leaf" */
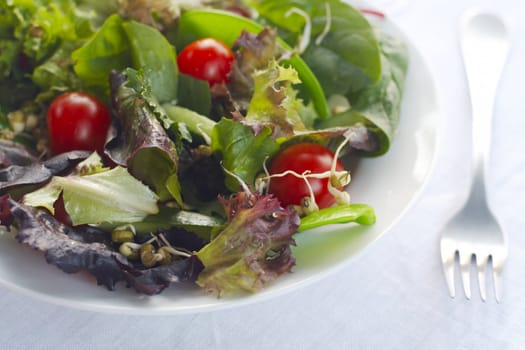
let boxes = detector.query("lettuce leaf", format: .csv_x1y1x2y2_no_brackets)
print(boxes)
227,28,281,114
107,69,183,204
0,150,90,194
196,191,299,295
344,31,409,154
245,60,306,138
23,153,159,226
1,196,200,295
0,0,102,105
0,140,40,168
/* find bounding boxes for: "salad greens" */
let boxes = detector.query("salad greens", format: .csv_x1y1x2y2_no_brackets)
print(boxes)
174,8,331,119
23,153,160,226
107,68,183,204
0,0,409,296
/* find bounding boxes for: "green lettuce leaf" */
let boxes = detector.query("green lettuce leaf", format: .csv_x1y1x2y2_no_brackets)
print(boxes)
23,153,159,226
31,41,83,102
0,0,103,105
13,0,95,62
245,60,306,138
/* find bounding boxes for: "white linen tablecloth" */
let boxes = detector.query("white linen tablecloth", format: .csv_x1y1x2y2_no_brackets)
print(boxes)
1,0,525,348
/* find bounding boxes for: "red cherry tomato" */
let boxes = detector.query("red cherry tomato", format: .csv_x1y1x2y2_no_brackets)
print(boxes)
268,143,345,209
177,38,234,86
47,92,111,155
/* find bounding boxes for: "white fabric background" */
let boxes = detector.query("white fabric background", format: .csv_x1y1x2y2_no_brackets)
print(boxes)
1,0,525,348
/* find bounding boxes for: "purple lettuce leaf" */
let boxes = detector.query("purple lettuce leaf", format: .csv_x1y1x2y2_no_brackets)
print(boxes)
106,69,182,203
0,140,39,168
0,197,200,295
196,191,299,296
210,28,280,119
0,150,90,193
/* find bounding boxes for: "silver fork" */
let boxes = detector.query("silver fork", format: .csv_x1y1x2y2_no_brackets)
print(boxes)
439,10,510,302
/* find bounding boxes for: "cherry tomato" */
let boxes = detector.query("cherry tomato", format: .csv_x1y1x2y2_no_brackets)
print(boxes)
47,92,111,155
177,38,234,86
267,143,345,209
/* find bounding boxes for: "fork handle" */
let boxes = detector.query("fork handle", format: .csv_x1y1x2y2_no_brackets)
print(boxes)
460,11,510,204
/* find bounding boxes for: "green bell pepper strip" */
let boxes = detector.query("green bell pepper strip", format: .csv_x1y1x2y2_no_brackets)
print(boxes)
174,9,330,119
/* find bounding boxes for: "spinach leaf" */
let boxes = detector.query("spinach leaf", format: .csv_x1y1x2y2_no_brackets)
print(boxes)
122,20,178,103
73,15,179,103
211,118,279,192
249,0,382,95
316,31,408,156
176,73,211,116
72,14,131,95
346,31,409,153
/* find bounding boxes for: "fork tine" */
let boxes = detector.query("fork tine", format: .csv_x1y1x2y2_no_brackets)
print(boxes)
492,254,505,303
459,252,473,299
440,242,457,298
443,253,457,298
476,255,489,302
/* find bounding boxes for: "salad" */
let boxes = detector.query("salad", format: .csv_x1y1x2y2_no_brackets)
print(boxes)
0,0,408,297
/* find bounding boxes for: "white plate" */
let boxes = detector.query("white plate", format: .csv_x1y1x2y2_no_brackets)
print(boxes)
0,10,440,314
